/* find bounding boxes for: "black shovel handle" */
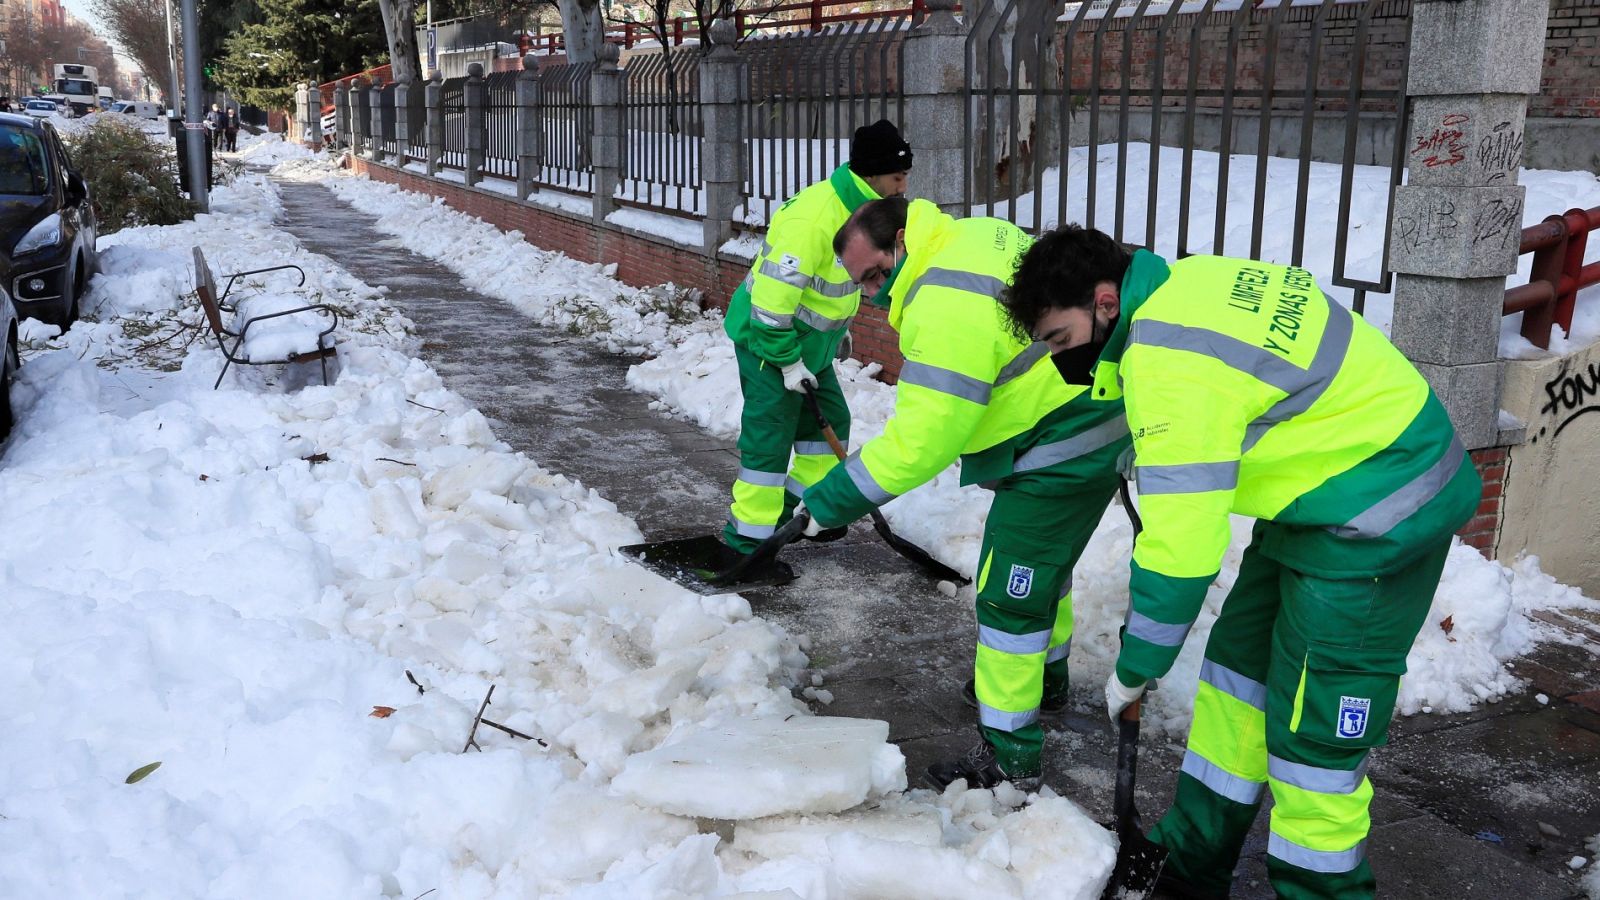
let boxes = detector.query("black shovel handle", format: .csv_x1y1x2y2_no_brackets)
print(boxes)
799,386,971,585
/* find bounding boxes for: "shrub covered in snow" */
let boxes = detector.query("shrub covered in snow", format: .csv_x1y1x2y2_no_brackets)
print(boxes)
65,116,194,234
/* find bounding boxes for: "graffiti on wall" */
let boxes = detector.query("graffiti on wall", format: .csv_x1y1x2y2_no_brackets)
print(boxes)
1531,360,1600,444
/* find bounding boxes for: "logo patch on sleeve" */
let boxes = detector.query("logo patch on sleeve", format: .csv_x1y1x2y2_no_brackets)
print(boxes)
1006,564,1035,599
1337,696,1371,739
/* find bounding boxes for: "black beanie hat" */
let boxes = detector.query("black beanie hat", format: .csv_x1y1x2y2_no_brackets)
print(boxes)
850,119,913,177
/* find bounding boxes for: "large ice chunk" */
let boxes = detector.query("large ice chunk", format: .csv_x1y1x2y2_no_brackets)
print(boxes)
611,717,906,819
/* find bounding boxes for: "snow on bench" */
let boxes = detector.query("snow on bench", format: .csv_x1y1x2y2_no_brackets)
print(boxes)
192,246,339,389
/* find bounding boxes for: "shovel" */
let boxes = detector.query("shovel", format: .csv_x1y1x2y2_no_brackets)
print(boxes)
799,385,970,585
1101,695,1169,899
620,514,808,595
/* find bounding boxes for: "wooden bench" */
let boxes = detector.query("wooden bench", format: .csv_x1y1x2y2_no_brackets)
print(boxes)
193,246,339,390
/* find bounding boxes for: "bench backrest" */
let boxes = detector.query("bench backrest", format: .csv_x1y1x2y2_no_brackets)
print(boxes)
192,246,227,336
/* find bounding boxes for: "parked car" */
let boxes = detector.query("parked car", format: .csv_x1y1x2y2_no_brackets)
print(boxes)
0,277,16,440
0,113,97,328
23,99,58,119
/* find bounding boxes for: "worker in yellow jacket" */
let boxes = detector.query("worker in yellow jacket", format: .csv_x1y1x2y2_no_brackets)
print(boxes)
798,199,1130,790
1002,225,1481,900
719,120,912,562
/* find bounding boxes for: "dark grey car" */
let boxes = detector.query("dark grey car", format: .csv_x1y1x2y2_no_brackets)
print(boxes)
0,112,97,328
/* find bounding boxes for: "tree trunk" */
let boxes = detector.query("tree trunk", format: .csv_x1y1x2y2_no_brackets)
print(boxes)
376,0,421,83
558,0,605,65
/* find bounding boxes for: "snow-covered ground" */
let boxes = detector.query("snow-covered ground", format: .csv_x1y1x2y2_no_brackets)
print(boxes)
4,141,1598,896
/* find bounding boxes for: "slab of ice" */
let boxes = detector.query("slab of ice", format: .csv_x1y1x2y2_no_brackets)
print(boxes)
611,717,906,819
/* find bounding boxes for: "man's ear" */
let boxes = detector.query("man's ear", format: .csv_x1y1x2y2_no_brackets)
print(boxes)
1095,282,1122,319
895,227,907,252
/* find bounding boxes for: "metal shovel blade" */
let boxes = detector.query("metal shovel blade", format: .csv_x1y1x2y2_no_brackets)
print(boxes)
619,534,797,595
1101,698,1169,900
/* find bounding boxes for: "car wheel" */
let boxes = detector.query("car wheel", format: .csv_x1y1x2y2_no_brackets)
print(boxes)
62,260,82,329
0,336,17,441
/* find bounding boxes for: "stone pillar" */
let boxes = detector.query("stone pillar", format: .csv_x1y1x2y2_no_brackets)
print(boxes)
426,75,444,176
897,0,966,214
465,63,487,186
517,54,544,200
332,82,349,151
590,42,624,225
699,19,744,253
1387,0,1550,449
293,82,310,146
394,80,413,161
367,82,384,161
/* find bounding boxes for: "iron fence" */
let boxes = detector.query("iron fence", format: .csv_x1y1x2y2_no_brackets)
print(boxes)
484,70,520,180
619,50,703,217
440,76,468,170
377,82,400,158
404,84,428,163
737,18,909,227
355,84,373,146
967,0,1411,315
531,63,596,195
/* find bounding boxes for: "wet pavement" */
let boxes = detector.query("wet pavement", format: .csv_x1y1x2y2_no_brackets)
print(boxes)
272,174,1600,899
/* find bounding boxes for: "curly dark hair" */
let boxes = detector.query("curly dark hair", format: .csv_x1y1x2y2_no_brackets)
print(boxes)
1002,224,1132,343
833,197,910,257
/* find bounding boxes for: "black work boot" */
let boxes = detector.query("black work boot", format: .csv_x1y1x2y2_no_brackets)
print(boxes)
924,738,1041,792
1152,869,1230,900
962,679,1069,717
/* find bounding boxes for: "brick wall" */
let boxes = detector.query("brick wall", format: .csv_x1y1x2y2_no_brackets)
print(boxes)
348,157,907,381
1461,447,1508,554
1064,0,1599,120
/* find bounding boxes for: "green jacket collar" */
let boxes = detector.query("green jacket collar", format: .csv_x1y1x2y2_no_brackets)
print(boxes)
1090,249,1170,401
830,164,878,213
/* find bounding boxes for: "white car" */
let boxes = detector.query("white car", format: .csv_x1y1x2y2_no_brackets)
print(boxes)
23,99,58,119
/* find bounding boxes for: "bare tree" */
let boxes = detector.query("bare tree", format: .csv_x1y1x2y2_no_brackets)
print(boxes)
557,0,605,64
90,0,182,103
377,0,421,82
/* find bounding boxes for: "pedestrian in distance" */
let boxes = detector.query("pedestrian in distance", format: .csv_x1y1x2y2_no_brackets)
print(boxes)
715,119,913,568
206,103,227,150
224,107,240,152
1001,224,1481,900
795,198,1130,793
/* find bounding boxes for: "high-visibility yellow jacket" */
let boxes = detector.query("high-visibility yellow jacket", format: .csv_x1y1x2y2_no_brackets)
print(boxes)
723,164,878,372
1098,251,1482,685
804,201,1128,527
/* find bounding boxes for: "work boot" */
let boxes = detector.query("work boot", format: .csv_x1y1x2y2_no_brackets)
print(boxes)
962,678,1069,717
709,540,752,572
1152,869,1230,900
924,738,1040,792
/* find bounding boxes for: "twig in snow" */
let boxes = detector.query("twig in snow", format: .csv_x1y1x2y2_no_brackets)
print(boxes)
406,399,444,413
376,457,416,466
405,670,426,695
463,684,495,752
480,717,548,747
411,890,437,900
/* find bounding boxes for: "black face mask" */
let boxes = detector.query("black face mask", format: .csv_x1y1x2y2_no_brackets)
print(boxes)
1051,313,1118,385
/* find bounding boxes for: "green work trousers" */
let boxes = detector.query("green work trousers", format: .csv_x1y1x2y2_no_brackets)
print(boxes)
1149,522,1452,900
974,471,1119,776
723,344,850,553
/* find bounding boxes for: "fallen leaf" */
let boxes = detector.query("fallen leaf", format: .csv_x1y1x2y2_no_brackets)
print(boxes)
303,452,330,464
370,706,396,718
1440,615,1455,641
198,474,210,482
125,761,162,784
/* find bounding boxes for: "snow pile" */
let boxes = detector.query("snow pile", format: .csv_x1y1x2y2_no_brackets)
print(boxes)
0,170,1122,898
231,291,336,361
1583,834,1600,899
235,131,317,165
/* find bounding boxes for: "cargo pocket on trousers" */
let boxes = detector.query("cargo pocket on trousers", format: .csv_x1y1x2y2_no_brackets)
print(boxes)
1292,642,1408,750
977,549,1064,621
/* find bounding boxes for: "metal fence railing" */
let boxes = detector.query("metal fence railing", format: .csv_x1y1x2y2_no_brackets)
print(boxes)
619,50,703,217
737,18,909,227
377,82,400,158
404,86,427,163
440,76,468,170
966,0,1410,316
355,84,373,146
484,70,519,180
532,63,596,195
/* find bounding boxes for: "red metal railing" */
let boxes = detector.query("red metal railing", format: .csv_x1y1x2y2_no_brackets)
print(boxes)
1504,206,1600,349
519,0,932,54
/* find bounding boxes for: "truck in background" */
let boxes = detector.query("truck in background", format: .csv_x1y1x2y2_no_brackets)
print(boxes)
45,64,99,116
97,86,115,110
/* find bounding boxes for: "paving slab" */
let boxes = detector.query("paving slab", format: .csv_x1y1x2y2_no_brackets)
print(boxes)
271,175,1598,898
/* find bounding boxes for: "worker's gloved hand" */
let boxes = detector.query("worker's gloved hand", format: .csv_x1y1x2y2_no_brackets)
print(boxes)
793,503,825,538
1116,445,1137,481
780,361,819,394
1105,670,1148,725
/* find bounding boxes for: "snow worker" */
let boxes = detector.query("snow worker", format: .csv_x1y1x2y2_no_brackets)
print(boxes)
1001,224,1481,899
717,120,913,565
794,198,1130,791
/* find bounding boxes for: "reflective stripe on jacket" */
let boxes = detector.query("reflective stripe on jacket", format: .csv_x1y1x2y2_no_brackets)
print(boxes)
804,201,1126,527
723,164,875,371
1096,252,1481,684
